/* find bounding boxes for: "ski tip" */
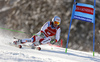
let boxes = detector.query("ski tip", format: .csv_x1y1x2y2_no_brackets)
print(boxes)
18,45,22,48
36,47,41,51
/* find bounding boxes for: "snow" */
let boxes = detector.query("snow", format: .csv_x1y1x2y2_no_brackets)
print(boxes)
0,32,100,62
0,3,100,62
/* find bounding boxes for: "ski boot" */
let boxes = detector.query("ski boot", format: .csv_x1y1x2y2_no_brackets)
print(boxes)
13,39,22,45
31,43,36,49
31,42,41,50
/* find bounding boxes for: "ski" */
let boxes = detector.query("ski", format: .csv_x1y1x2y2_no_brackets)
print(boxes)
9,42,41,50
22,44,41,50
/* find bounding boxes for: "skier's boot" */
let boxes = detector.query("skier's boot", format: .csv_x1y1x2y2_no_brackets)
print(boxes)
31,41,41,49
13,39,22,45
31,43,36,49
31,43,41,50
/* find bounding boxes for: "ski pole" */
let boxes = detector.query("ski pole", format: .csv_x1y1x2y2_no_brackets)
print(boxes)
0,27,38,36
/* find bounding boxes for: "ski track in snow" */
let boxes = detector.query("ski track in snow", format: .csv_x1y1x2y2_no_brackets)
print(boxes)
0,31,100,62
0,3,100,62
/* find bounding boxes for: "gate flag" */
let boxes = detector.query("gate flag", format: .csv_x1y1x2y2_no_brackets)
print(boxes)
65,0,96,56
72,3,95,23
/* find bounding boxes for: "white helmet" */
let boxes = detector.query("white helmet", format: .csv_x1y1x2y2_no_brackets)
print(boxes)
52,16,61,25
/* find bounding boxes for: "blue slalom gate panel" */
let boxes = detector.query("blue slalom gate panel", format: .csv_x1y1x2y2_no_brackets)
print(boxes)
65,0,96,56
72,3,95,23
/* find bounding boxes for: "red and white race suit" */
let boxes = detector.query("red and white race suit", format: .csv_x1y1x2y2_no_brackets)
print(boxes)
21,21,61,45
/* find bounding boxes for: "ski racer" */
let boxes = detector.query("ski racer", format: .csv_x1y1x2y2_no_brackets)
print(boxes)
13,16,61,47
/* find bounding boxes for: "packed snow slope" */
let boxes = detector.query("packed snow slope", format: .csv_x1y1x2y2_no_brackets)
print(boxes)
0,29,100,62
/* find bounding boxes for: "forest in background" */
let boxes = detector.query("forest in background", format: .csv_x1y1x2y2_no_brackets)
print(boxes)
0,0,100,53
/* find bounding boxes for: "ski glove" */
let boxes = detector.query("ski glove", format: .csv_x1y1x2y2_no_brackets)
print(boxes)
50,39,56,44
40,32,45,38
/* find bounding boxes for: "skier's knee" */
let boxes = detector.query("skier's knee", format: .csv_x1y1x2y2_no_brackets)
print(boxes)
31,35,36,43
39,38,44,45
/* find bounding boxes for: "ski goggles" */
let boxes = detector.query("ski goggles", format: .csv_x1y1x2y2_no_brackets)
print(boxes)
54,21,60,25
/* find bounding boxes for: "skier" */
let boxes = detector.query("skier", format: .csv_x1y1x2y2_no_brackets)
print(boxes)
13,16,61,48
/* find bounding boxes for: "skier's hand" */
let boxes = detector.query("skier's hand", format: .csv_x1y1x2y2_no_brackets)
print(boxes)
50,39,56,44
40,32,45,38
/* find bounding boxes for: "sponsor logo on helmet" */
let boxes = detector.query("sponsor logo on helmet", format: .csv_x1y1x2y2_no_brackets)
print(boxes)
56,18,60,21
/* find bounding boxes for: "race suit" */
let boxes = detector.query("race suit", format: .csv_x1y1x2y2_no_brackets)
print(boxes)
21,21,61,45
